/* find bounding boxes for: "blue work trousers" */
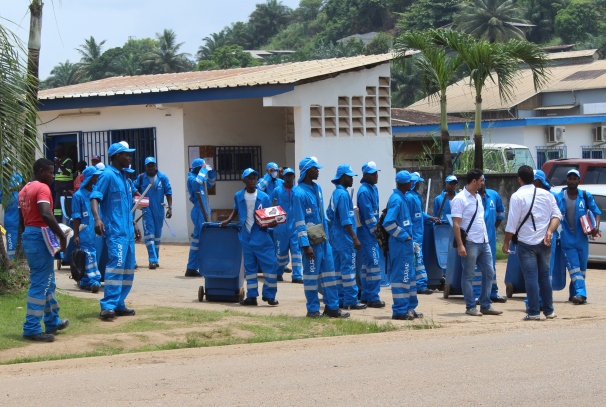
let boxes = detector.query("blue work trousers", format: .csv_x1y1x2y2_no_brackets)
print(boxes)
22,227,62,336
562,240,588,299
302,241,340,313
332,235,359,307
242,232,278,299
359,239,382,303
414,242,428,291
461,242,493,310
186,207,202,271
79,244,102,289
100,238,136,311
142,209,163,263
274,229,302,280
389,240,418,317
518,241,554,317
4,225,18,260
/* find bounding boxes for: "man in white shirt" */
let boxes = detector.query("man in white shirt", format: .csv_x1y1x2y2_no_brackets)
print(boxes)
502,165,561,321
451,169,502,317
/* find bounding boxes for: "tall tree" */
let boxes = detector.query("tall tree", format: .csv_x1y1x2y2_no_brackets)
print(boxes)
554,0,599,44
454,0,531,42
396,0,462,32
45,60,81,87
197,31,228,61
395,29,465,175
145,29,192,73
75,36,107,79
434,31,549,169
249,0,292,47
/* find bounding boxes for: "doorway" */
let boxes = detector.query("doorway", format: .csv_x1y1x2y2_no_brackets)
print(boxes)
43,132,79,196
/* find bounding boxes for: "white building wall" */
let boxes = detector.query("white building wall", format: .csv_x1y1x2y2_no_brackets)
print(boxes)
265,64,397,208
37,105,189,242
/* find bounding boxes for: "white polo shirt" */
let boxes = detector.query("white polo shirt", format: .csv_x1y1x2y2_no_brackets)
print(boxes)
506,184,562,245
451,187,489,244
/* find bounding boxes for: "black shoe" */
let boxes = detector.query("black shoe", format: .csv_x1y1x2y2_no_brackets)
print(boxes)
100,309,116,319
392,313,414,321
115,308,136,316
360,300,368,304
342,302,367,310
185,269,202,277
323,308,350,318
306,311,321,318
262,296,279,306
284,267,292,274
277,275,284,281
571,295,586,305
154,262,160,268
149,262,157,270
418,288,434,295
45,318,70,335
91,284,100,294
412,310,424,319
23,333,55,342
367,300,386,308
491,296,507,303
292,279,304,284
134,264,139,269
240,297,258,306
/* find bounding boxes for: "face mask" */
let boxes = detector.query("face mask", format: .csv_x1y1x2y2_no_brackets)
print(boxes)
271,171,278,179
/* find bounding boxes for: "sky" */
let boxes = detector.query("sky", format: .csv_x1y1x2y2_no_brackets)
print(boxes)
3,0,302,78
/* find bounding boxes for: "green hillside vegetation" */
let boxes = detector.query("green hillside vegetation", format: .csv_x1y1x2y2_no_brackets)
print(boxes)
42,0,606,108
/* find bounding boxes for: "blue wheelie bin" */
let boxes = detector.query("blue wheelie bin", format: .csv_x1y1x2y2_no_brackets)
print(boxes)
197,222,245,303
424,222,453,288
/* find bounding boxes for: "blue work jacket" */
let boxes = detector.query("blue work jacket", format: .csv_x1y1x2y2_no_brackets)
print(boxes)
1,172,22,228
326,184,355,240
272,184,296,236
357,181,379,241
556,188,601,244
233,189,271,244
433,190,453,223
187,169,216,214
134,170,172,216
405,190,430,243
293,182,329,248
383,189,413,244
71,187,97,249
257,173,284,198
481,188,506,242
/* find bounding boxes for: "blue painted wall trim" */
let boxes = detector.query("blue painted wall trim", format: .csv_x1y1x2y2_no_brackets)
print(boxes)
392,114,606,134
38,84,295,111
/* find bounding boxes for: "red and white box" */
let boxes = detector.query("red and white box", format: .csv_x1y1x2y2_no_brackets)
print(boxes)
580,212,596,235
255,206,287,227
133,196,149,210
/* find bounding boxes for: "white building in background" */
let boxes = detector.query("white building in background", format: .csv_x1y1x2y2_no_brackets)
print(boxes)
37,54,404,243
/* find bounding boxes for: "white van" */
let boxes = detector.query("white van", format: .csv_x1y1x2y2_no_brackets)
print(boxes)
454,143,536,173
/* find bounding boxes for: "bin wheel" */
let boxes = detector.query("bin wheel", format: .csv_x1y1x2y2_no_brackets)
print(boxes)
238,287,245,301
56,259,62,270
443,284,450,299
506,283,514,298
198,286,205,302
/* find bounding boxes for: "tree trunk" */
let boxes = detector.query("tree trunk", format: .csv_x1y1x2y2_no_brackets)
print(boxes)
25,0,42,169
440,94,453,176
474,94,483,170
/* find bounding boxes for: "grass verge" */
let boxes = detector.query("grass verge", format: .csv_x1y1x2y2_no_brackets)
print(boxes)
0,291,438,365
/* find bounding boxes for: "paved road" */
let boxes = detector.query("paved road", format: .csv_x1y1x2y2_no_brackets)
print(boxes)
1,318,605,406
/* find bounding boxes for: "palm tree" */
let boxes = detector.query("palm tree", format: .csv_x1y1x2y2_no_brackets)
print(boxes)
75,36,106,78
0,23,41,268
454,0,531,43
395,29,466,175
46,60,81,87
249,0,292,48
197,31,227,61
145,29,192,73
434,31,549,169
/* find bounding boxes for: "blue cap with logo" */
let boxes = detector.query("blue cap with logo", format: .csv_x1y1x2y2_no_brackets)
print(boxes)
534,169,551,190
331,164,357,184
266,162,279,171
144,157,156,165
298,156,323,183
445,175,458,183
283,167,295,176
191,158,205,169
108,141,135,158
80,166,103,189
411,172,425,183
242,168,259,179
362,161,380,174
567,169,581,178
396,170,411,184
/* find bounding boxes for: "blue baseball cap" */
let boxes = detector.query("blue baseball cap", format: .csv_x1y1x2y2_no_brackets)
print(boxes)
396,170,411,184
445,175,458,183
144,157,156,165
331,164,357,184
283,167,295,175
411,172,425,183
534,169,551,190
266,162,279,171
298,156,323,183
124,165,135,173
362,161,380,174
242,168,259,179
191,158,205,169
567,169,581,178
80,166,103,189
108,141,135,158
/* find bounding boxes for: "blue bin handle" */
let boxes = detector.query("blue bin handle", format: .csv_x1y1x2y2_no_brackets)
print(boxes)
201,221,241,231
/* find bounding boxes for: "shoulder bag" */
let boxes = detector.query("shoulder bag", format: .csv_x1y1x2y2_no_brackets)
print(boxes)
306,184,327,246
512,187,536,244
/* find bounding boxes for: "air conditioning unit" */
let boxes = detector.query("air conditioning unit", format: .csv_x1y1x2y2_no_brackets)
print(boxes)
547,126,565,143
593,126,606,143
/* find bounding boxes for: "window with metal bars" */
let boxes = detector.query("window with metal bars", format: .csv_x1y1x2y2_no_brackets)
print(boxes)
581,146,606,159
215,146,262,181
536,145,567,169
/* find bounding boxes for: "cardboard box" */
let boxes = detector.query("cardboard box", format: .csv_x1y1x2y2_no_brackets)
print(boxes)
133,197,149,210
255,206,287,227
580,212,596,235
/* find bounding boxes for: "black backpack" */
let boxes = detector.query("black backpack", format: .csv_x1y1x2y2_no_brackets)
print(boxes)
70,248,86,282
375,205,390,255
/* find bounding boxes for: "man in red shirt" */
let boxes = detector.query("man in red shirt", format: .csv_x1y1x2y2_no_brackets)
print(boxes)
18,158,69,342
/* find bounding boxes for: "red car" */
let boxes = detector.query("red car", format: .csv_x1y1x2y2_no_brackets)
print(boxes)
542,159,606,186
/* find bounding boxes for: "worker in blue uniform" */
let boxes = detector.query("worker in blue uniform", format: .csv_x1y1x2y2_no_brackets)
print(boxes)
1,163,22,260
326,164,366,310
271,168,303,283
221,168,279,306
257,162,284,198
356,161,385,308
384,170,423,320
134,157,173,270
185,158,216,277
433,175,458,223
91,142,142,319
72,166,103,292
293,157,349,319
555,169,601,305
406,172,439,295
478,177,507,303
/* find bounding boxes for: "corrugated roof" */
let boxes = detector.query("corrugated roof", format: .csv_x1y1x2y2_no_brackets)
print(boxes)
548,49,597,60
39,54,398,101
391,108,466,126
534,104,577,111
408,56,606,115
